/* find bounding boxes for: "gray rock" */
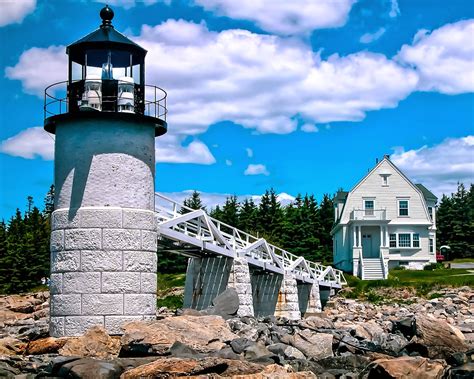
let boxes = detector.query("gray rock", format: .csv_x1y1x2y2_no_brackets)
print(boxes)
214,346,242,360
57,358,123,379
230,338,254,354
289,330,334,360
168,341,206,359
201,289,239,320
244,342,272,360
0,360,20,378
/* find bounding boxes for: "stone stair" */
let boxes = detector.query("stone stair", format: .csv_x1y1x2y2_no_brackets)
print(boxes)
363,258,385,280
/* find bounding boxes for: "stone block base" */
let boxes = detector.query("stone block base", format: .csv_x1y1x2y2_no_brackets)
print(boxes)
50,207,158,337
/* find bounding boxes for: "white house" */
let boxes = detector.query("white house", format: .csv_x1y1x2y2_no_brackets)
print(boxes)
331,155,437,280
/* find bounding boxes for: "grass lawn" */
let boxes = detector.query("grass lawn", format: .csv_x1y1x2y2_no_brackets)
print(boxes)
343,267,473,301
157,273,186,309
449,258,474,263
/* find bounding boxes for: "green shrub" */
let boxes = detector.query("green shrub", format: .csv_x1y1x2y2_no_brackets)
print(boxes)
423,263,444,271
366,290,384,304
391,265,406,271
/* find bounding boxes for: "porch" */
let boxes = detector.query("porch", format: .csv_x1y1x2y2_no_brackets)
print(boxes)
350,221,389,280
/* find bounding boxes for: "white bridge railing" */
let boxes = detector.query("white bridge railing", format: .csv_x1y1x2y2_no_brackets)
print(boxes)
155,193,346,288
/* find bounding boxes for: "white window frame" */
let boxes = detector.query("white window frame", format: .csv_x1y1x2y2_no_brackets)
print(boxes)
364,199,374,216
398,199,409,217
398,233,411,247
428,207,433,221
389,234,397,248
413,233,420,248
429,238,434,253
389,232,422,249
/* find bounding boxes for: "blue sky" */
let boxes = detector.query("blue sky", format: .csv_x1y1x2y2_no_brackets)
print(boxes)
0,0,473,218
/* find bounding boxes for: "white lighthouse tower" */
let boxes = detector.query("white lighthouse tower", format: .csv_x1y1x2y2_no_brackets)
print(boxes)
44,6,167,336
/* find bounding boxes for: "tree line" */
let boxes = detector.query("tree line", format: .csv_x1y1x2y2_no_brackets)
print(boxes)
0,186,54,293
158,189,336,272
0,183,472,293
437,183,474,259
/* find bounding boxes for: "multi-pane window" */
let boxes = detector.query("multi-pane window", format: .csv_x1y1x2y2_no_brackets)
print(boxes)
389,234,397,248
413,234,420,248
398,233,411,247
364,200,374,216
428,207,433,221
399,200,409,216
429,238,434,253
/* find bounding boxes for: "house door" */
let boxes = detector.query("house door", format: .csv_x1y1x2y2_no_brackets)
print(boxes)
362,234,374,258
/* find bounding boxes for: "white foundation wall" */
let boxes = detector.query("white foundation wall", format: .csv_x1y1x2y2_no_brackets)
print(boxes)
50,118,158,336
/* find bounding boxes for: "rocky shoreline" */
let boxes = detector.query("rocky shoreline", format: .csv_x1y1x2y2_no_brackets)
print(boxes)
0,287,473,378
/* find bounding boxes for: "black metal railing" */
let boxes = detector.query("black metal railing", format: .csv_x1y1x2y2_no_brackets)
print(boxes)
44,80,167,122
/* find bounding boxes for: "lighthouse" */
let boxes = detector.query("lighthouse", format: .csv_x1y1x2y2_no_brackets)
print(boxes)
44,6,167,336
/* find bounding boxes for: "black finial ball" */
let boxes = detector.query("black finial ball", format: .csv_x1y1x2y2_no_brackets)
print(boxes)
100,5,114,26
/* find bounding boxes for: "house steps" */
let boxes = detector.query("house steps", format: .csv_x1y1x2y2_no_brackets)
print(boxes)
363,258,385,280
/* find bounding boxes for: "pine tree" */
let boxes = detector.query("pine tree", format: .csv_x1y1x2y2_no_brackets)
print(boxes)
44,185,55,216
238,198,258,234
0,221,7,292
181,191,205,214
220,196,239,227
257,189,283,245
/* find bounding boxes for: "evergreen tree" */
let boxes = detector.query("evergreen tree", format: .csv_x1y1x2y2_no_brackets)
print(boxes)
181,191,205,214
44,185,55,216
317,194,335,263
238,198,258,234
437,183,473,259
219,196,239,227
257,188,283,244
0,221,7,292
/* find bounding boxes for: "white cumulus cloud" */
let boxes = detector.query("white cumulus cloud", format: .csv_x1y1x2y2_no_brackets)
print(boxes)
391,136,474,197
6,20,420,140
0,127,54,160
5,45,66,96
155,134,216,164
194,0,356,35
397,19,474,95
0,0,36,27
244,163,269,176
0,127,215,165
360,27,386,44
94,0,159,10
301,123,319,133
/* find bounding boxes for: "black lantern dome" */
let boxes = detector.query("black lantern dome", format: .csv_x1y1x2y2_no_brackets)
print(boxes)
44,6,167,136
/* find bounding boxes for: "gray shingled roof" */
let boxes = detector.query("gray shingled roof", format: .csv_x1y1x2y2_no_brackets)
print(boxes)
415,184,438,202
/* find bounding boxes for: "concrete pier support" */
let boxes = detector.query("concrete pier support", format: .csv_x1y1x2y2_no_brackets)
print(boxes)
183,256,231,310
227,257,254,316
305,283,322,314
297,282,321,316
319,286,335,308
274,274,301,320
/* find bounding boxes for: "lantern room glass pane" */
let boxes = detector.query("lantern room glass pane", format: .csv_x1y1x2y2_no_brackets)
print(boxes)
132,64,141,84
72,62,83,81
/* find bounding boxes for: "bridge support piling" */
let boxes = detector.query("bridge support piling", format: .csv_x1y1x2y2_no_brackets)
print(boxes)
274,274,301,320
183,256,232,310
319,286,334,308
305,283,322,314
227,257,254,316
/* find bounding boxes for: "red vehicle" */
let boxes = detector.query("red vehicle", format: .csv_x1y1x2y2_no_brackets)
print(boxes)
436,252,445,261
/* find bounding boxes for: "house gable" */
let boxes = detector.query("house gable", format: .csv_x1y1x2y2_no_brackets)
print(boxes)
339,158,431,225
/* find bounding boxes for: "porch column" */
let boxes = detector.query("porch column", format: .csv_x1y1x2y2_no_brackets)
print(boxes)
353,226,357,247
358,226,362,247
